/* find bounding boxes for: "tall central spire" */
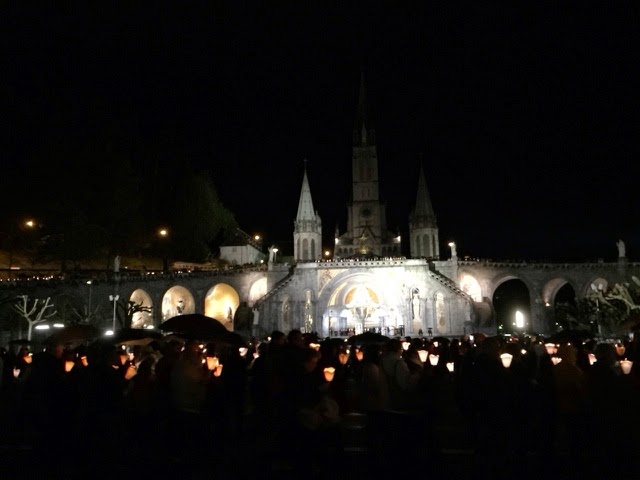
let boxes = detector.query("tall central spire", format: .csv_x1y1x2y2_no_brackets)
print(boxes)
353,66,375,147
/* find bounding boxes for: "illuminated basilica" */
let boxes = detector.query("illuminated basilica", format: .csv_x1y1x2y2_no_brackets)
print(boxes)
255,72,476,338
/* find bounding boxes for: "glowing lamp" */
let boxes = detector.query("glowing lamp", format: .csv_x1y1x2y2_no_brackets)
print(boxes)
206,356,220,371
24,353,33,365
418,350,428,363
253,352,260,359
620,359,633,375
239,347,248,357
13,368,20,378
309,343,321,351
429,354,439,366
500,353,513,368
65,360,75,372
446,362,454,373
355,349,364,361
588,353,597,365
323,367,336,382
545,343,557,356
214,364,224,377
551,356,562,365
402,342,410,351
338,352,349,365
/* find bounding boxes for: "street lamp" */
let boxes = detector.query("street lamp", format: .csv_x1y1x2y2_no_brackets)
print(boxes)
5,218,38,273
448,241,457,259
109,294,120,331
86,280,93,318
158,228,169,272
272,247,278,263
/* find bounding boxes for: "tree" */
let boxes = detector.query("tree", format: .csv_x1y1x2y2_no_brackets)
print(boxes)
13,295,57,340
118,299,152,329
169,170,238,263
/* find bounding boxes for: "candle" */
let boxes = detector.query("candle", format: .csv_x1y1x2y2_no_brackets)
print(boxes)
338,352,349,365
551,356,562,365
620,359,633,375
545,343,556,356
402,341,410,351
309,343,321,351
239,347,248,357
429,354,439,366
65,360,75,372
446,362,454,373
206,356,219,371
323,367,336,382
500,353,513,368
124,364,137,380
214,364,224,377
418,350,428,363
588,353,597,365
355,349,363,361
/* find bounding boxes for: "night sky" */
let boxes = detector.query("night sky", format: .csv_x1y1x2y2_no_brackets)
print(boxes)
3,3,639,262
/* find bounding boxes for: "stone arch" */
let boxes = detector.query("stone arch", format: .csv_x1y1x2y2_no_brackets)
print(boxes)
204,283,240,331
129,288,154,328
161,285,195,322
492,278,531,334
249,278,267,305
318,271,405,337
459,273,482,302
302,238,310,260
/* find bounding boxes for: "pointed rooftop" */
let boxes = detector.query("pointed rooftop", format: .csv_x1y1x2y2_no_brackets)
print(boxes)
353,66,375,146
411,163,437,227
296,160,317,222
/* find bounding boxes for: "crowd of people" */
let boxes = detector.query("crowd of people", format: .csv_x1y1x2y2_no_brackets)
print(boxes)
1,329,639,479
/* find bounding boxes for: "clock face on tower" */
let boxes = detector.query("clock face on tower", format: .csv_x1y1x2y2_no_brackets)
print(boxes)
359,207,372,219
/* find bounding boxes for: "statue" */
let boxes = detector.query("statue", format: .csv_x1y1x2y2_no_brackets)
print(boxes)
617,239,626,258
411,291,420,322
268,245,275,263
113,255,120,273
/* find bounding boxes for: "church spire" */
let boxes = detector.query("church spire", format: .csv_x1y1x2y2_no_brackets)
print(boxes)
295,159,316,222
409,159,439,258
412,162,436,226
294,159,322,262
353,66,375,146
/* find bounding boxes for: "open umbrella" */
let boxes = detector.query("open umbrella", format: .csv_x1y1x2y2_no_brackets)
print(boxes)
159,313,234,343
347,331,390,346
8,339,39,346
44,324,102,346
109,327,164,346
546,329,594,345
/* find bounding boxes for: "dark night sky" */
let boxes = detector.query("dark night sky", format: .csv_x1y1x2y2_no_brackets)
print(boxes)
3,3,639,261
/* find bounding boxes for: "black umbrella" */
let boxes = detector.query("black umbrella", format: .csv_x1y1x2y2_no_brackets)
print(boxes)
546,329,594,345
44,324,102,346
346,331,390,346
109,327,164,346
159,313,234,343
8,339,39,346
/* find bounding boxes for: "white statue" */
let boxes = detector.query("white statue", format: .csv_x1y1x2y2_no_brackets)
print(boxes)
113,255,120,273
268,245,275,263
617,239,626,258
412,291,421,322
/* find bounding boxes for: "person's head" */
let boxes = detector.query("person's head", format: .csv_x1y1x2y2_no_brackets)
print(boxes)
270,330,286,346
594,343,616,367
287,329,305,348
558,344,577,365
386,338,403,354
300,347,321,373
